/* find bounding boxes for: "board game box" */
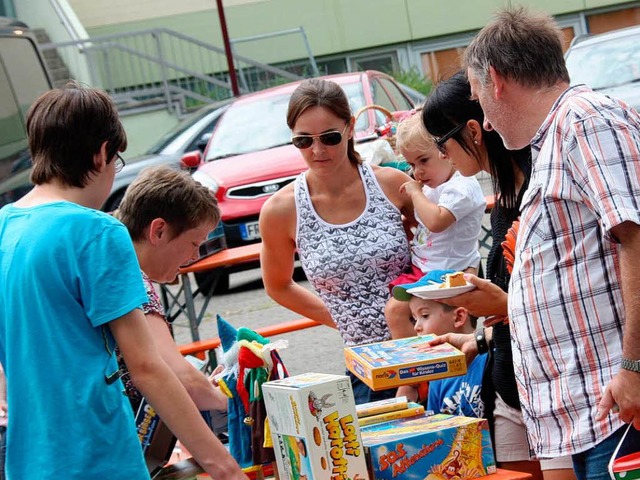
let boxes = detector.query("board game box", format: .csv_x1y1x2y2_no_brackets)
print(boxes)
263,372,369,480
361,413,496,479
344,335,466,391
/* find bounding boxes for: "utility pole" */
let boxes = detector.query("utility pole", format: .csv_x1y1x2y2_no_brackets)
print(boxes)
216,0,240,97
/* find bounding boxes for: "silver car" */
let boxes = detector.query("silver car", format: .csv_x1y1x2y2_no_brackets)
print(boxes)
565,25,640,111
103,100,230,211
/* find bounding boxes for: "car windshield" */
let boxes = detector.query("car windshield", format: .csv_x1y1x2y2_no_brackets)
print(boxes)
205,82,367,161
146,106,217,155
566,33,640,90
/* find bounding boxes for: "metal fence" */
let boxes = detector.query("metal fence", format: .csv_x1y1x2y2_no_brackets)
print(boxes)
39,28,305,114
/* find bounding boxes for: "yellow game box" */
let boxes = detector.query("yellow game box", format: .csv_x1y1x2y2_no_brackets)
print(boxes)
263,373,369,480
344,335,466,391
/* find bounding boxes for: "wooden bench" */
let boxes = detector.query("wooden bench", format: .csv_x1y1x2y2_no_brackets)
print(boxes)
178,317,320,363
160,243,262,342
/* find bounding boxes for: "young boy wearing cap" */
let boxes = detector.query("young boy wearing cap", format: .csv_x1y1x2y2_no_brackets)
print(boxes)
392,272,492,419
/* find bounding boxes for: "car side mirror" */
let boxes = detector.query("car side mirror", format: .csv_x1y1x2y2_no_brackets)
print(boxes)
197,133,211,153
181,150,202,170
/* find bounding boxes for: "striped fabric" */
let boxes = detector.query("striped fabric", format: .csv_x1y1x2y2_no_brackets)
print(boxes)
509,85,640,457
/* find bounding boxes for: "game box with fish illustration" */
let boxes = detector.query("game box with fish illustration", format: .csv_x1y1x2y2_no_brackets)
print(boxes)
360,413,496,480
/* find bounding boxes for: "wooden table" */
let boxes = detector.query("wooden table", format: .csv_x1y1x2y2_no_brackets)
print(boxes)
160,243,262,342
156,457,532,480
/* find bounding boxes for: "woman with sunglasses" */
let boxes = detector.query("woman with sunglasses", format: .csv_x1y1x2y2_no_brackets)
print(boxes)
259,78,415,404
422,71,576,480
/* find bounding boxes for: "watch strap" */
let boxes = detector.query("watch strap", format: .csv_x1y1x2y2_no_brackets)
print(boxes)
621,357,640,373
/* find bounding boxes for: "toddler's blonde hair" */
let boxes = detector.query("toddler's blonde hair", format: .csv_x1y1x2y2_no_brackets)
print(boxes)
395,113,435,155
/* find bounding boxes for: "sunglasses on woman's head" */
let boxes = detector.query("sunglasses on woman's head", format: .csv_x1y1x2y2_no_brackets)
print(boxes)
433,123,465,155
291,124,349,149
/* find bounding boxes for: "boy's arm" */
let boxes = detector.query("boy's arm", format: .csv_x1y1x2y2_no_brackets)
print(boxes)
110,310,247,479
146,313,227,411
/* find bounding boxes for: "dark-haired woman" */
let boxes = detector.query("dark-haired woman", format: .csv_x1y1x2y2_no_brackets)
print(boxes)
422,71,576,480
259,78,415,404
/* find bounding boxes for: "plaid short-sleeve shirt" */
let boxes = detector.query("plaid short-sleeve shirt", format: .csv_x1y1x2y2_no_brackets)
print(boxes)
509,85,640,457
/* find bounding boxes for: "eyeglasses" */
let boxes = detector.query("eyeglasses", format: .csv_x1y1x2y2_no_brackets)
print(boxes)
114,153,126,173
291,124,349,149
433,123,465,155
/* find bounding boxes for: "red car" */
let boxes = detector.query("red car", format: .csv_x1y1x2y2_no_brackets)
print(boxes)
184,71,416,248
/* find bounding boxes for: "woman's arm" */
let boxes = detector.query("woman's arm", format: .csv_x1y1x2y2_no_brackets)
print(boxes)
146,313,227,411
259,190,336,328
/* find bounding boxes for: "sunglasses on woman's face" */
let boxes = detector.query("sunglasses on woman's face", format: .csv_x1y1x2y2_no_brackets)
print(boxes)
291,124,349,149
433,123,465,155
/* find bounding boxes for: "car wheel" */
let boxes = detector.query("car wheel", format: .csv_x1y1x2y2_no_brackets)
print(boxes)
194,268,230,295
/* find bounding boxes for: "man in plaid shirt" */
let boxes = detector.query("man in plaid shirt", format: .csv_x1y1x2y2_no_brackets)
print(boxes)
464,7,640,479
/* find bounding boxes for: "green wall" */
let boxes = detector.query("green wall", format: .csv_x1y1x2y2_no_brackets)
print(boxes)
86,0,637,65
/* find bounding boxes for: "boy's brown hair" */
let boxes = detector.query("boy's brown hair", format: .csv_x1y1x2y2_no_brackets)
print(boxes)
118,166,220,241
28,80,127,188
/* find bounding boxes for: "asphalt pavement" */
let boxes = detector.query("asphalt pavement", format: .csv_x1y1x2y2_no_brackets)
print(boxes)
171,266,347,377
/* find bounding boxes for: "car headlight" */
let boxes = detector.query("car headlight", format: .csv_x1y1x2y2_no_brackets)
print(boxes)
192,170,219,194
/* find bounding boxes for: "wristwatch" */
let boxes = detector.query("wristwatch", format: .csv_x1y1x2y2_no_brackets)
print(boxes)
621,358,640,373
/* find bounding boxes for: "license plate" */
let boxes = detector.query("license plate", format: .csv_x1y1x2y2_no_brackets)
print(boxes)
240,221,261,240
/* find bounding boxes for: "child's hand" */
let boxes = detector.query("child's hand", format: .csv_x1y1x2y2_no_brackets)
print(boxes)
397,385,419,403
400,180,423,197
208,364,225,387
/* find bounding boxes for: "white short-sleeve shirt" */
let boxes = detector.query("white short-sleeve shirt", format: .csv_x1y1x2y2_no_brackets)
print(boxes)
411,171,486,272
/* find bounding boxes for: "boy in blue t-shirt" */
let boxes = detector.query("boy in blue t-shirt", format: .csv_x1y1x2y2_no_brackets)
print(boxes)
0,83,245,480
393,273,489,418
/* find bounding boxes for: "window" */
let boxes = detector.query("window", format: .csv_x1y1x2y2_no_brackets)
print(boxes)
371,79,395,112
378,77,413,111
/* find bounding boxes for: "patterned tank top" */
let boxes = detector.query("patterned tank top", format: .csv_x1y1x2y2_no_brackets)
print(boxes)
294,163,410,346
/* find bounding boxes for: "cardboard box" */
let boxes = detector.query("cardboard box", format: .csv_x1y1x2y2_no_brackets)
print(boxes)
263,372,369,480
361,413,496,479
358,402,425,427
356,396,409,418
344,335,466,391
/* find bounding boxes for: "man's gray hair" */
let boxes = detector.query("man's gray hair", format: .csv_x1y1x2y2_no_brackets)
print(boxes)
464,6,569,88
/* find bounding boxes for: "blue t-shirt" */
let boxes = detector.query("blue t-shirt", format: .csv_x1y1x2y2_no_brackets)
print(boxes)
427,353,488,418
0,202,149,479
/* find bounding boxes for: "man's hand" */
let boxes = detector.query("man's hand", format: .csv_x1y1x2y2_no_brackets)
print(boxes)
437,274,508,318
597,369,640,430
426,332,479,367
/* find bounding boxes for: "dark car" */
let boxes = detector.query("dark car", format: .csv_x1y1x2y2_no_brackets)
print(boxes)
0,17,52,208
103,100,230,211
565,25,640,111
